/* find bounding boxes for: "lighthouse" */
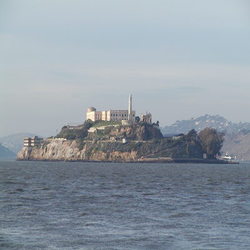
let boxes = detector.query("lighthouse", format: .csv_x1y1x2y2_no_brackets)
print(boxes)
128,94,133,122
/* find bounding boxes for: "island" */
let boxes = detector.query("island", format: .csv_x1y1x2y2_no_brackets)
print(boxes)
17,95,230,163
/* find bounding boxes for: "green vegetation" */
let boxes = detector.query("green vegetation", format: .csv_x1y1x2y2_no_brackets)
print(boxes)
56,120,163,141
74,132,204,159
56,128,86,140
91,120,121,128
56,120,93,140
56,118,224,160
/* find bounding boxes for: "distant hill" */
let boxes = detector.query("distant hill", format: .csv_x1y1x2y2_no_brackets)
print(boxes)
222,132,250,161
161,114,250,161
0,133,37,154
0,143,16,159
161,114,250,136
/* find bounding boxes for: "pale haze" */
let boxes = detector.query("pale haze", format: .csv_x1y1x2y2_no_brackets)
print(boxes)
1,0,250,137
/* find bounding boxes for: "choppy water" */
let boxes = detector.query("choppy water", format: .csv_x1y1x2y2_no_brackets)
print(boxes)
0,161,250,250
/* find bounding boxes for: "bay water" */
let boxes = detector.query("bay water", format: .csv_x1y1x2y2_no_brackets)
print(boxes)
1,160,250,249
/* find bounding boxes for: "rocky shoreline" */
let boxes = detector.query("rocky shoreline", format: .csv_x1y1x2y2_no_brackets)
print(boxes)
16,158,237,164
17,140,237,164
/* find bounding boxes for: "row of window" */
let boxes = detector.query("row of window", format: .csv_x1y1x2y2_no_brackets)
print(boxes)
110,113,128,117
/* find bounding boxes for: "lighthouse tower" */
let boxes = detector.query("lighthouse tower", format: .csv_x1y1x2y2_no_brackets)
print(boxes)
128,94,133,122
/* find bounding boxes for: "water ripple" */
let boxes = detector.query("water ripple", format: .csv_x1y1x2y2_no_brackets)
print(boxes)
0,161,250,249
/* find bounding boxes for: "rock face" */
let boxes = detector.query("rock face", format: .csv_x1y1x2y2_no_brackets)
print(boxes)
57,122,163,141
115,123,163,141
17,132,204,162
17,139,138,162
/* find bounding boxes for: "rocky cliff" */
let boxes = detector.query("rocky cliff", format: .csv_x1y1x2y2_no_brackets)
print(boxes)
18,122,224,162
17,132,204,162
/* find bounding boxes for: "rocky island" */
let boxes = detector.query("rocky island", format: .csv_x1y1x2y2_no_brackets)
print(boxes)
17,120,226,163
17,95,227,163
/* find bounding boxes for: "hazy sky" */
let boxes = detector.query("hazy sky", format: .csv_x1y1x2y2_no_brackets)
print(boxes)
1,0,250,137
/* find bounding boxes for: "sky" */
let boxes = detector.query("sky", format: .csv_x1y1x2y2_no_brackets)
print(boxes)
1,0,250,137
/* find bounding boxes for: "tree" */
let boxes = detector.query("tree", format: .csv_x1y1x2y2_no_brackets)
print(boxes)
185,129,203,158
83,119,94,129
198,128,224,159
56,121,94,140
135,116,140,123
186,129,198,141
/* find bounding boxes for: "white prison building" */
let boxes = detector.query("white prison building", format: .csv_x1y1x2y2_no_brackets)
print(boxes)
86,95,136,122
